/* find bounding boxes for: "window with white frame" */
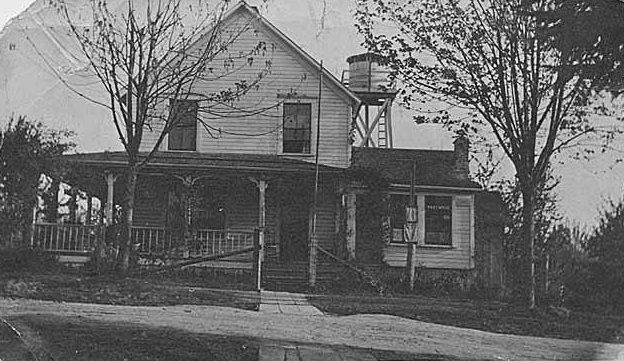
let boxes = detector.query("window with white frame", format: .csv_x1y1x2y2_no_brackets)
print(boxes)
282,103,311,154
168,99,198,151
424,195,452,246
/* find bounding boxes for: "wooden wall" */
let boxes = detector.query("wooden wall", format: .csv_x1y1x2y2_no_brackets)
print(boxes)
139,8,352,169
381,193,475,270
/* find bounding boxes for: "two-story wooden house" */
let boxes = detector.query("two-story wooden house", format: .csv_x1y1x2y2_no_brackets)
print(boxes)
33,2,503,291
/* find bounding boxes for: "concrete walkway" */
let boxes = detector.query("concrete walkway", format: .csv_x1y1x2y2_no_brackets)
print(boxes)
259,343,377,361
259,291,324,316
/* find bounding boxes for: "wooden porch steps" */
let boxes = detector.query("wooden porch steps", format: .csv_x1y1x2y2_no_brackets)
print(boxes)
261,262,382,291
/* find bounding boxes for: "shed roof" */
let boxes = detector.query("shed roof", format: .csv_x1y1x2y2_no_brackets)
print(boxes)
351,147,481,189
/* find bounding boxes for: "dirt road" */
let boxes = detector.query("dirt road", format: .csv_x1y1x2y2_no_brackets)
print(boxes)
1,297,623,361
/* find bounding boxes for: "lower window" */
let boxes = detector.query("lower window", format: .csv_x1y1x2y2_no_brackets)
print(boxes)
388,194,417,243
425,196,452,246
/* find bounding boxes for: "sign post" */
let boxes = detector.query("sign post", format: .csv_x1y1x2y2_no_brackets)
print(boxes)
405,161,418,291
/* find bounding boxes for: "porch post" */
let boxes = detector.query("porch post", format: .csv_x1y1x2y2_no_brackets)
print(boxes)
335,195,342,259
104,172,116,226
87,195,93,225
251,178,268,291
346,190,357,261
30,204,37,248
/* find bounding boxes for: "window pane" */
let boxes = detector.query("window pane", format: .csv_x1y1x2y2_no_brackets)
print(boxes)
388,194,411,242
425,196,452,246
169,99,198,151
283,103,311,153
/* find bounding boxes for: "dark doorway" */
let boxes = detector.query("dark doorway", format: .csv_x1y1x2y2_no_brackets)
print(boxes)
278,179,311,263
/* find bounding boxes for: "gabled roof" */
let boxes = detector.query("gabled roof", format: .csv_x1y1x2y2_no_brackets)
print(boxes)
220,1,361,107
62,151,343,174
351,147,481,190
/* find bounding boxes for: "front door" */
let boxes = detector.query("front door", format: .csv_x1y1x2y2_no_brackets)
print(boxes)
278,179,311,263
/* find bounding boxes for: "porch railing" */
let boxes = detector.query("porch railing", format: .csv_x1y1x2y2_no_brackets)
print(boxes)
33,223,101,253
131,226,173,255
32,223,258,260
191,229,254,257
131,226,256,259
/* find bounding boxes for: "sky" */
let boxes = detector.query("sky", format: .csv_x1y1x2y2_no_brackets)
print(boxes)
1,0,623,228
0,0,31,30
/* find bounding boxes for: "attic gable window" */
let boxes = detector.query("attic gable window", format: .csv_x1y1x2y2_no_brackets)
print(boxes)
283,103,311,154
168,99,198,151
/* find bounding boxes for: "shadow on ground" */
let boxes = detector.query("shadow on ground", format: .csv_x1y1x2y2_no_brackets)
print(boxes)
1,314,526,361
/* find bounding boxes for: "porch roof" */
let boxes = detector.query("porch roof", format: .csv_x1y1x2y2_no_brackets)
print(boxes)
351,147,481,190
62,151,344,174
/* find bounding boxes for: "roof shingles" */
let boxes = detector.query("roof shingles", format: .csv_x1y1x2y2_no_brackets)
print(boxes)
350,147,481,189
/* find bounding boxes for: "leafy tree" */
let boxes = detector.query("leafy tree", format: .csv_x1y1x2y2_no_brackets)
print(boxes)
542,222,589,308
0,117,74,245
50,0,274,271
355,0,624,307
496,167,561,301
577,198,624,312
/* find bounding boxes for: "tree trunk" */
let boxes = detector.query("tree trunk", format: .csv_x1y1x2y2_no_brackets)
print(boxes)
117,162,138,273
521,189,537,309
45,179,60,223
68,188,78,223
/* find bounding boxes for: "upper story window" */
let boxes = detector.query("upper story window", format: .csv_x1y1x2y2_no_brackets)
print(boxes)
283,103,311,154
425,196,452,246
168,99,198,151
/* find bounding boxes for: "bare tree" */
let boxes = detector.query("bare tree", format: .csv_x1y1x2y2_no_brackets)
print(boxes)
356,0,624,307
51,0,274,271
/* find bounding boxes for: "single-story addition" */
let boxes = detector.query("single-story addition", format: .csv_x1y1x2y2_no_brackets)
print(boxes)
346,138,504,290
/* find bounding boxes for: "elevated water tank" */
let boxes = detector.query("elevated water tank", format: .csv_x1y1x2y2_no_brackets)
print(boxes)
345,53,391,93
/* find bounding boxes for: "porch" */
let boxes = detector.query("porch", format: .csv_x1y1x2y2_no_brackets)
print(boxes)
36,151,350,279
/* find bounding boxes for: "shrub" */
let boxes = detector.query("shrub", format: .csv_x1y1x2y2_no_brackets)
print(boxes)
0,247,59,273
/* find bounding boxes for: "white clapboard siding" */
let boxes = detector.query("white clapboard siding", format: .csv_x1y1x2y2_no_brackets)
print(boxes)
383,194,475,270
140,9,351,168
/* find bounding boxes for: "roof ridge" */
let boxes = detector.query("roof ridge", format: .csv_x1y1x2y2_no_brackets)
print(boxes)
228,2,361,106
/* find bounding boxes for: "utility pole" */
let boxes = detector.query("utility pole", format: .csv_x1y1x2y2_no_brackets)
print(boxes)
309,60,323,289
405,160,418,291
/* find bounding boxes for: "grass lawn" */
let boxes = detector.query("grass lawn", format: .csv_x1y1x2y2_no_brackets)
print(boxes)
2,250,624,345
0,267,260,310
308,293,624,344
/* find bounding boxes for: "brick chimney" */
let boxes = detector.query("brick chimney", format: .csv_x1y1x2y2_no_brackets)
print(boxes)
453,135,470,180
